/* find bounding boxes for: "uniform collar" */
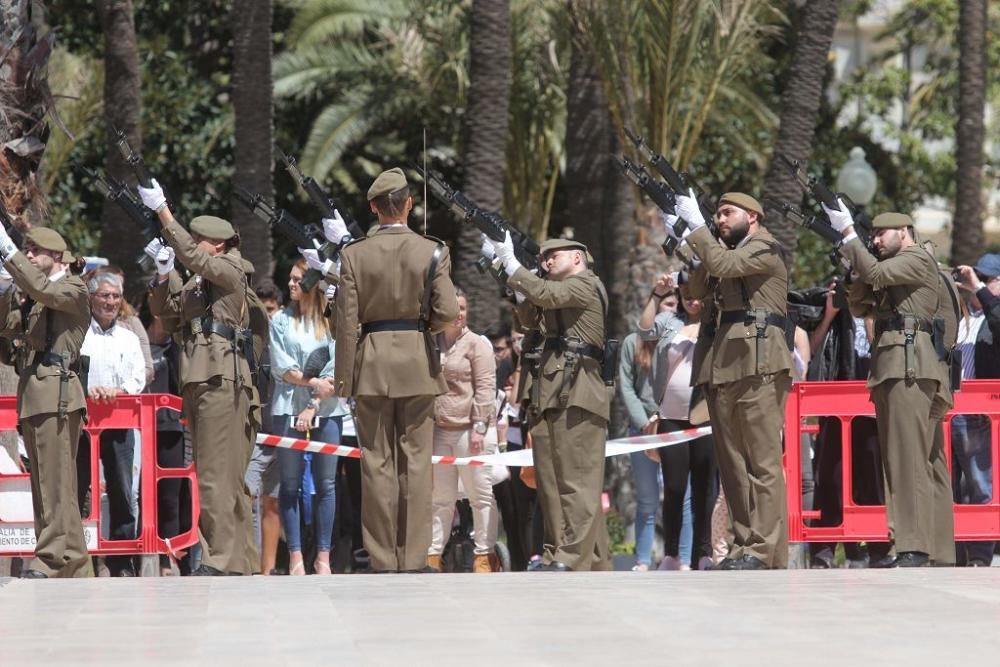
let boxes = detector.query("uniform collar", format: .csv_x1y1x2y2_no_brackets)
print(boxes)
48,269,66,283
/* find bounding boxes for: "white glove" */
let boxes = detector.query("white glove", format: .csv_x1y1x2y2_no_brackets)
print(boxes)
299,247,334,275
480,235,496,261
143,238,164,260
324,283,337,301
138,178,167,212
155,246,175,276
322,211,351,244
0,265,13,292
675,188,706,230
0,225,17,259
660,212,680,239
821,198,855,234
490,231,521,275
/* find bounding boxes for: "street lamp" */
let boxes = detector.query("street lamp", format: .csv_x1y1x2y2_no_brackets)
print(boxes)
836,146,877,209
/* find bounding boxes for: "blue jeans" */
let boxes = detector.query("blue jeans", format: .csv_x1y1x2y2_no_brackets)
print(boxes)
629,450,661,566
679,480,693,565
277,416,341,552
950,414,995,563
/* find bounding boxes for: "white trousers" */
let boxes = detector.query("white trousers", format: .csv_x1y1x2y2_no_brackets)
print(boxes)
429,426,498,555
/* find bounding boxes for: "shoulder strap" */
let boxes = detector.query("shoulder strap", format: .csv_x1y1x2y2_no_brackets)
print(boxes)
420,243,445,325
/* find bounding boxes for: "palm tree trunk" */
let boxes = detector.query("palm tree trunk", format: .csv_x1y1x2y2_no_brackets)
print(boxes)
95,0,144,285
951,0,987,266
452,0,512,331
231,0,274,283
759,0,841,263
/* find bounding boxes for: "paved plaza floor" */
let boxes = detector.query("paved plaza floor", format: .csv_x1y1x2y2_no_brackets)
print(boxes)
2,569,999,666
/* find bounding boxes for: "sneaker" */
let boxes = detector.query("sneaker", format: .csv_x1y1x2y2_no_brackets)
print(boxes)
631,563,650,572
658,555,682,571
697,556,714,571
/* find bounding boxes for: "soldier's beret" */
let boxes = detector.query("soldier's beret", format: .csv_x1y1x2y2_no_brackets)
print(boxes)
62,250,76,264
366,168,408,201
24,227,68,253
539,238,588,256
871,212,913,229
718,192,764,217
190,215,237,240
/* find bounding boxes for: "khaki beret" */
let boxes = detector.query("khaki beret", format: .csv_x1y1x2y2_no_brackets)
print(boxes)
24,227,68,253
871,212,913,229
62,250,76,263
366,168,408,201
539,238,588,256
190,215,236,240
718,192,764,217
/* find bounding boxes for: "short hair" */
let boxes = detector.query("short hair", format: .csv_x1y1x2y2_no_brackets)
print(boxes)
87,272,123,295
371,187,410,218
255,280,283,305
483,321,511,342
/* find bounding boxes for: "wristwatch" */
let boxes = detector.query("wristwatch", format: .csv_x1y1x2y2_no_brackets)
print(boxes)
472,421,488,435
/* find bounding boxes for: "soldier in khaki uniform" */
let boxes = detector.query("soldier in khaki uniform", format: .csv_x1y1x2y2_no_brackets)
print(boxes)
0,227,90,578
334,168,458,573
677,191,793,570
491,235,612,571
826,205,954,567
139,180,260,575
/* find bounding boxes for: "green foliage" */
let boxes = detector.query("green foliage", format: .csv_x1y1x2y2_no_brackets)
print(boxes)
604,511,634,556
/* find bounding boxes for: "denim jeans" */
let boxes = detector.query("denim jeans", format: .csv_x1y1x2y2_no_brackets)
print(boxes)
276,416,341,552
629,450,661,566
950,414,995,563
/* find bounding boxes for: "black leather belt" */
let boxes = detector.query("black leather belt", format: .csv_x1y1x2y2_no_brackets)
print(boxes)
361,319,426,335
543,337,604,361
200,318,248,342
718,310,789,329
874,317,933,337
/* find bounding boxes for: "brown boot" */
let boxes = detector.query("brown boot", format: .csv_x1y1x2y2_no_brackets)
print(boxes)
487,553,501,572
473,554,492,573
426,554,442,572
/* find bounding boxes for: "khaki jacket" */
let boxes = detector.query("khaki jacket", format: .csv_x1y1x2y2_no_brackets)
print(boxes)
334,226,458,398
841,239,943,388
507,267,611,421
0,253,89,418
686,226,793,385
147,219,252,389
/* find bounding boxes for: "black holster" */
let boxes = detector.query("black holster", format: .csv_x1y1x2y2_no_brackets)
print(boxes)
601,338,620,387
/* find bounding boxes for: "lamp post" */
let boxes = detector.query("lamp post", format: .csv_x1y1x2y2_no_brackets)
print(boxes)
836,146,877,210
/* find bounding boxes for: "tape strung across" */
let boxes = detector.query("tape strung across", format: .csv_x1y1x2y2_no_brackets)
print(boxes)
256,425,713,467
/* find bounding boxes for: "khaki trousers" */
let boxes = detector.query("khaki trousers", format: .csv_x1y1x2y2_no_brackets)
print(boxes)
354,395,435,571
184,378,257,574
527,409,561,561
536,406,610,571
22,410,89,577
929,418,956,564
870,378,940,555
712,372,791,568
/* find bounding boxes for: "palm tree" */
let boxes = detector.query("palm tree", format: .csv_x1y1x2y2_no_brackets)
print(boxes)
232,0,275,282
95,0,143,283
952,0,987,266
759,0,841,259
452,0,512,330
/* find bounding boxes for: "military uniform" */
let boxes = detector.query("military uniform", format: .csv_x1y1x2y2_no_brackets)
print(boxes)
0,228,90,577
684,193,793,569
506,238,612,571
840,212,951,562
148,215,259,575
334,168,458,572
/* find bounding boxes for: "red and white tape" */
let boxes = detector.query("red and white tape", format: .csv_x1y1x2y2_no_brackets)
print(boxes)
256,425,712,467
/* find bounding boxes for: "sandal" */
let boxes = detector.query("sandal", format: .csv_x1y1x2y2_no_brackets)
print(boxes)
314,558,332,575
289,560,306,576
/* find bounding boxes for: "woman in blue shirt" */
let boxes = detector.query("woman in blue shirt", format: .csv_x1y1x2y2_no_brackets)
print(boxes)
270,259,346,575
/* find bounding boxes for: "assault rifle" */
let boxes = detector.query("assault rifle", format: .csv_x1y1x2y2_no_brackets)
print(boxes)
413,165,540,273
618,156,686,259
778,154,875,255
233,187,330,292
278,148,365,241
112,125,155,189
85,168,162,273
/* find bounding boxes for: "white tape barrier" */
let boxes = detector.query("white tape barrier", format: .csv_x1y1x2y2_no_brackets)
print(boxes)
256,425,713,467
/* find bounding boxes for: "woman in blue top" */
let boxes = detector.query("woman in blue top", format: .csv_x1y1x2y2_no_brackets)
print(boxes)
270,258,346,575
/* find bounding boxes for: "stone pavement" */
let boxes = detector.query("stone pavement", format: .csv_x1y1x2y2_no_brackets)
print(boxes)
2,570,999,666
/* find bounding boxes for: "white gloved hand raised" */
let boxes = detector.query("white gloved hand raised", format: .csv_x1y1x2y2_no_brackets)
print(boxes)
821,198,855,234
660,212,681,239
143,238,164,260
322,211,351,244
138,178,168,212
324,283,337,301
155,246,175,276
0,224,17,260
675,188,706,230
490,231,521,275
0,265,13,292
299,247,334,275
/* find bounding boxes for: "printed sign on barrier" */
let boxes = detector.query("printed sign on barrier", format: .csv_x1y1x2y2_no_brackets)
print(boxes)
0,521,99,553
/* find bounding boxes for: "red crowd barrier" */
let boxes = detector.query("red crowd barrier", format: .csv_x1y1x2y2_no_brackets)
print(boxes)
785,380,1000,543
0,394,200,558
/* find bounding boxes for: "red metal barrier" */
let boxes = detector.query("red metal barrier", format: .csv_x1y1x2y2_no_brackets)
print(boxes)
785,380,1000,542
0,394,199,558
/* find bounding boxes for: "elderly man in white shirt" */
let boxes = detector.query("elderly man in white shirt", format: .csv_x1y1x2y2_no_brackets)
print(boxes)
75,271,146,577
